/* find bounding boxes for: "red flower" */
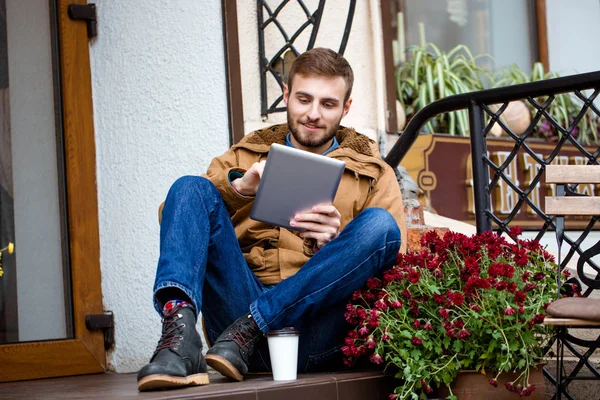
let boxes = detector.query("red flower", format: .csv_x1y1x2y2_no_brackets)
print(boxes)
469,303,481,312
524,282,537,292
514,291,527,304
424,322,433,330
375,299,388,310
489,379,498,387
531,314,545,325
411,337,422,346
401,289,412,298
433,294,445,304
408,269,421,284
369,353,383,364
439,308,449,319
446,329,456,338
506,282,517,293
358,326,370,336
450,292,465,307
453,319,465,329
508,226,523,239
366,336,376,349
366,277,382,289
457,329,471,340
390,300,403,309
413,319,421,329
504,307,516,316
533,272,546,281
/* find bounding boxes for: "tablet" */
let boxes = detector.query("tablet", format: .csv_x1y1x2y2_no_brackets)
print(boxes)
250,143,346,230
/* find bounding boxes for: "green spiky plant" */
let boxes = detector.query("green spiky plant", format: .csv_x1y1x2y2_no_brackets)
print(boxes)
396,43,493,136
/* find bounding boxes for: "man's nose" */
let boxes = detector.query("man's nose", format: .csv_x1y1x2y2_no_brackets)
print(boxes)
307,103,321,120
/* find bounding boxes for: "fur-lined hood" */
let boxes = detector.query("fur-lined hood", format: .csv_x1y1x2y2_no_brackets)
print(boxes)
232,124,390,179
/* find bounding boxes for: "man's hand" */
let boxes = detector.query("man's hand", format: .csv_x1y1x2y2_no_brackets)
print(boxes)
231,160,266,196
290,204,341,250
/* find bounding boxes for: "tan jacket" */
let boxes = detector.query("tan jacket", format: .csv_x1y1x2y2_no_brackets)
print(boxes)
204,124,407,285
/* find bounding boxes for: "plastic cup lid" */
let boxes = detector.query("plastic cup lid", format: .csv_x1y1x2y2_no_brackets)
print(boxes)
265,327,300,336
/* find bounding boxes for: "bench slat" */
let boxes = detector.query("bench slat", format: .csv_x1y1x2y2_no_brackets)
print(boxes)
544,317,600,326
546,165,600,184
545,197,600,216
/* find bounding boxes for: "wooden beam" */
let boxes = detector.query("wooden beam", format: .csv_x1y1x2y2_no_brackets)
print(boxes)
379,0,398,134
545,197,600,216
535,0,550,72
545,165,600,184
0,339,103,381
222,0,245,144
544,317,600,327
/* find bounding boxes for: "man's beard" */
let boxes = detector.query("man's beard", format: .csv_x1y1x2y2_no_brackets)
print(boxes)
288,110,341,149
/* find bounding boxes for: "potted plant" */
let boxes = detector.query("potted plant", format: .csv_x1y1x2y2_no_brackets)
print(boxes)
343,228,563,399
494,62,600,146
396,42,492,136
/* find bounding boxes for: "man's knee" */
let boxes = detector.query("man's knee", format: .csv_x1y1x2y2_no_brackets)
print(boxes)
169,175,216,197
355,207,400,240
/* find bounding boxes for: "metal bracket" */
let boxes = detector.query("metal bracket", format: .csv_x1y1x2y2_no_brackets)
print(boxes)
68,3,97,39
85,311,114,350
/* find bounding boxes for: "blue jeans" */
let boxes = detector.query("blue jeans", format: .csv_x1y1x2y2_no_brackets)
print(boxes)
153,176,401,372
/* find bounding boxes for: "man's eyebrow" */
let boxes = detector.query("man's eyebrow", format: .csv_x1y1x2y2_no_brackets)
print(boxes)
295,91,340,103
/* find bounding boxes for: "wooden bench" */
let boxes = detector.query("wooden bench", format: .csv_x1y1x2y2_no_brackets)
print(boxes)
543,165,600,399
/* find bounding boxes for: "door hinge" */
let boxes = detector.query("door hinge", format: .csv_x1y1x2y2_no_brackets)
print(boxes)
85,311,114,350
67,3,97,39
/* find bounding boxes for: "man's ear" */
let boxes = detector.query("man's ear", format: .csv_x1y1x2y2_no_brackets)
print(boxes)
342,98,352,118
283,84,289,105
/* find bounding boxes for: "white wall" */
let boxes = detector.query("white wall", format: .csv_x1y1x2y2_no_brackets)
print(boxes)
90,1,229,372
237,0,387,143
546,0,600,75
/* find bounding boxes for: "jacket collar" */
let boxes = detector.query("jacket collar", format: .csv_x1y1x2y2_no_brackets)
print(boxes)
233,124,373,156
231,124,389,176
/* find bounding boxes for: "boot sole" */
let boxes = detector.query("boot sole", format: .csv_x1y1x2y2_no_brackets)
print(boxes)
137,372,210,391
205,353,244,381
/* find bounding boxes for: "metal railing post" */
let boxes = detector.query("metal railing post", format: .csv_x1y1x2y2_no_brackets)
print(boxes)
468,101,492,233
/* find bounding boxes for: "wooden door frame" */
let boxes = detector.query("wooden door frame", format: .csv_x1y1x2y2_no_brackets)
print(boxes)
0,0,105,382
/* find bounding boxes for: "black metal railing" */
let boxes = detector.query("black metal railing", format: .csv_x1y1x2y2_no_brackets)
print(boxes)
257,0,356,117
385,70,600,399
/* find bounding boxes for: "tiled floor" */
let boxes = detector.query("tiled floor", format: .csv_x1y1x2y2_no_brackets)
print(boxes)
0,369,399,400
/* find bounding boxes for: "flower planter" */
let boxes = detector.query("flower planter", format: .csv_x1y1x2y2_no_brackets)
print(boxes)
437,366,544,400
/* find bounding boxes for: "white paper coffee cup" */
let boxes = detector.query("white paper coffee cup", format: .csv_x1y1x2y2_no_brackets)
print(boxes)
266,327,300,381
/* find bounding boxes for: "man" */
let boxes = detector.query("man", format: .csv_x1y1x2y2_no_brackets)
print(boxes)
137,47,407,391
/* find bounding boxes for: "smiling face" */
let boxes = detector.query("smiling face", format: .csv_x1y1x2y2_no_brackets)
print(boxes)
283,73,352,154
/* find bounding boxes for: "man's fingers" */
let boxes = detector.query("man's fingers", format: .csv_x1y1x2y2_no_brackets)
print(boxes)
292,212,341,228
299,229,337,243
311,204,341,218
255,160,266,178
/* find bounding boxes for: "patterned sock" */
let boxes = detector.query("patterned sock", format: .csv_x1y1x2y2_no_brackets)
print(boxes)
163,299,194,314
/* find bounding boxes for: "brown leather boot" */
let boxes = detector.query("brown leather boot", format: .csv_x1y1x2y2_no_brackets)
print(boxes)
137,305,209,391
205,313,263,381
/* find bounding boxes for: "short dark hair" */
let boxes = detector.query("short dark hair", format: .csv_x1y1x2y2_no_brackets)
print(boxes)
287,48,354,103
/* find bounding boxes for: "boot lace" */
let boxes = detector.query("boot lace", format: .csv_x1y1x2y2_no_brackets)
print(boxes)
228,316,261,356
153,307,186,355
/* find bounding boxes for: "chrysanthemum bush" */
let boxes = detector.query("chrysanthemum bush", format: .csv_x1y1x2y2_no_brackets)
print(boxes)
343,228,566,399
